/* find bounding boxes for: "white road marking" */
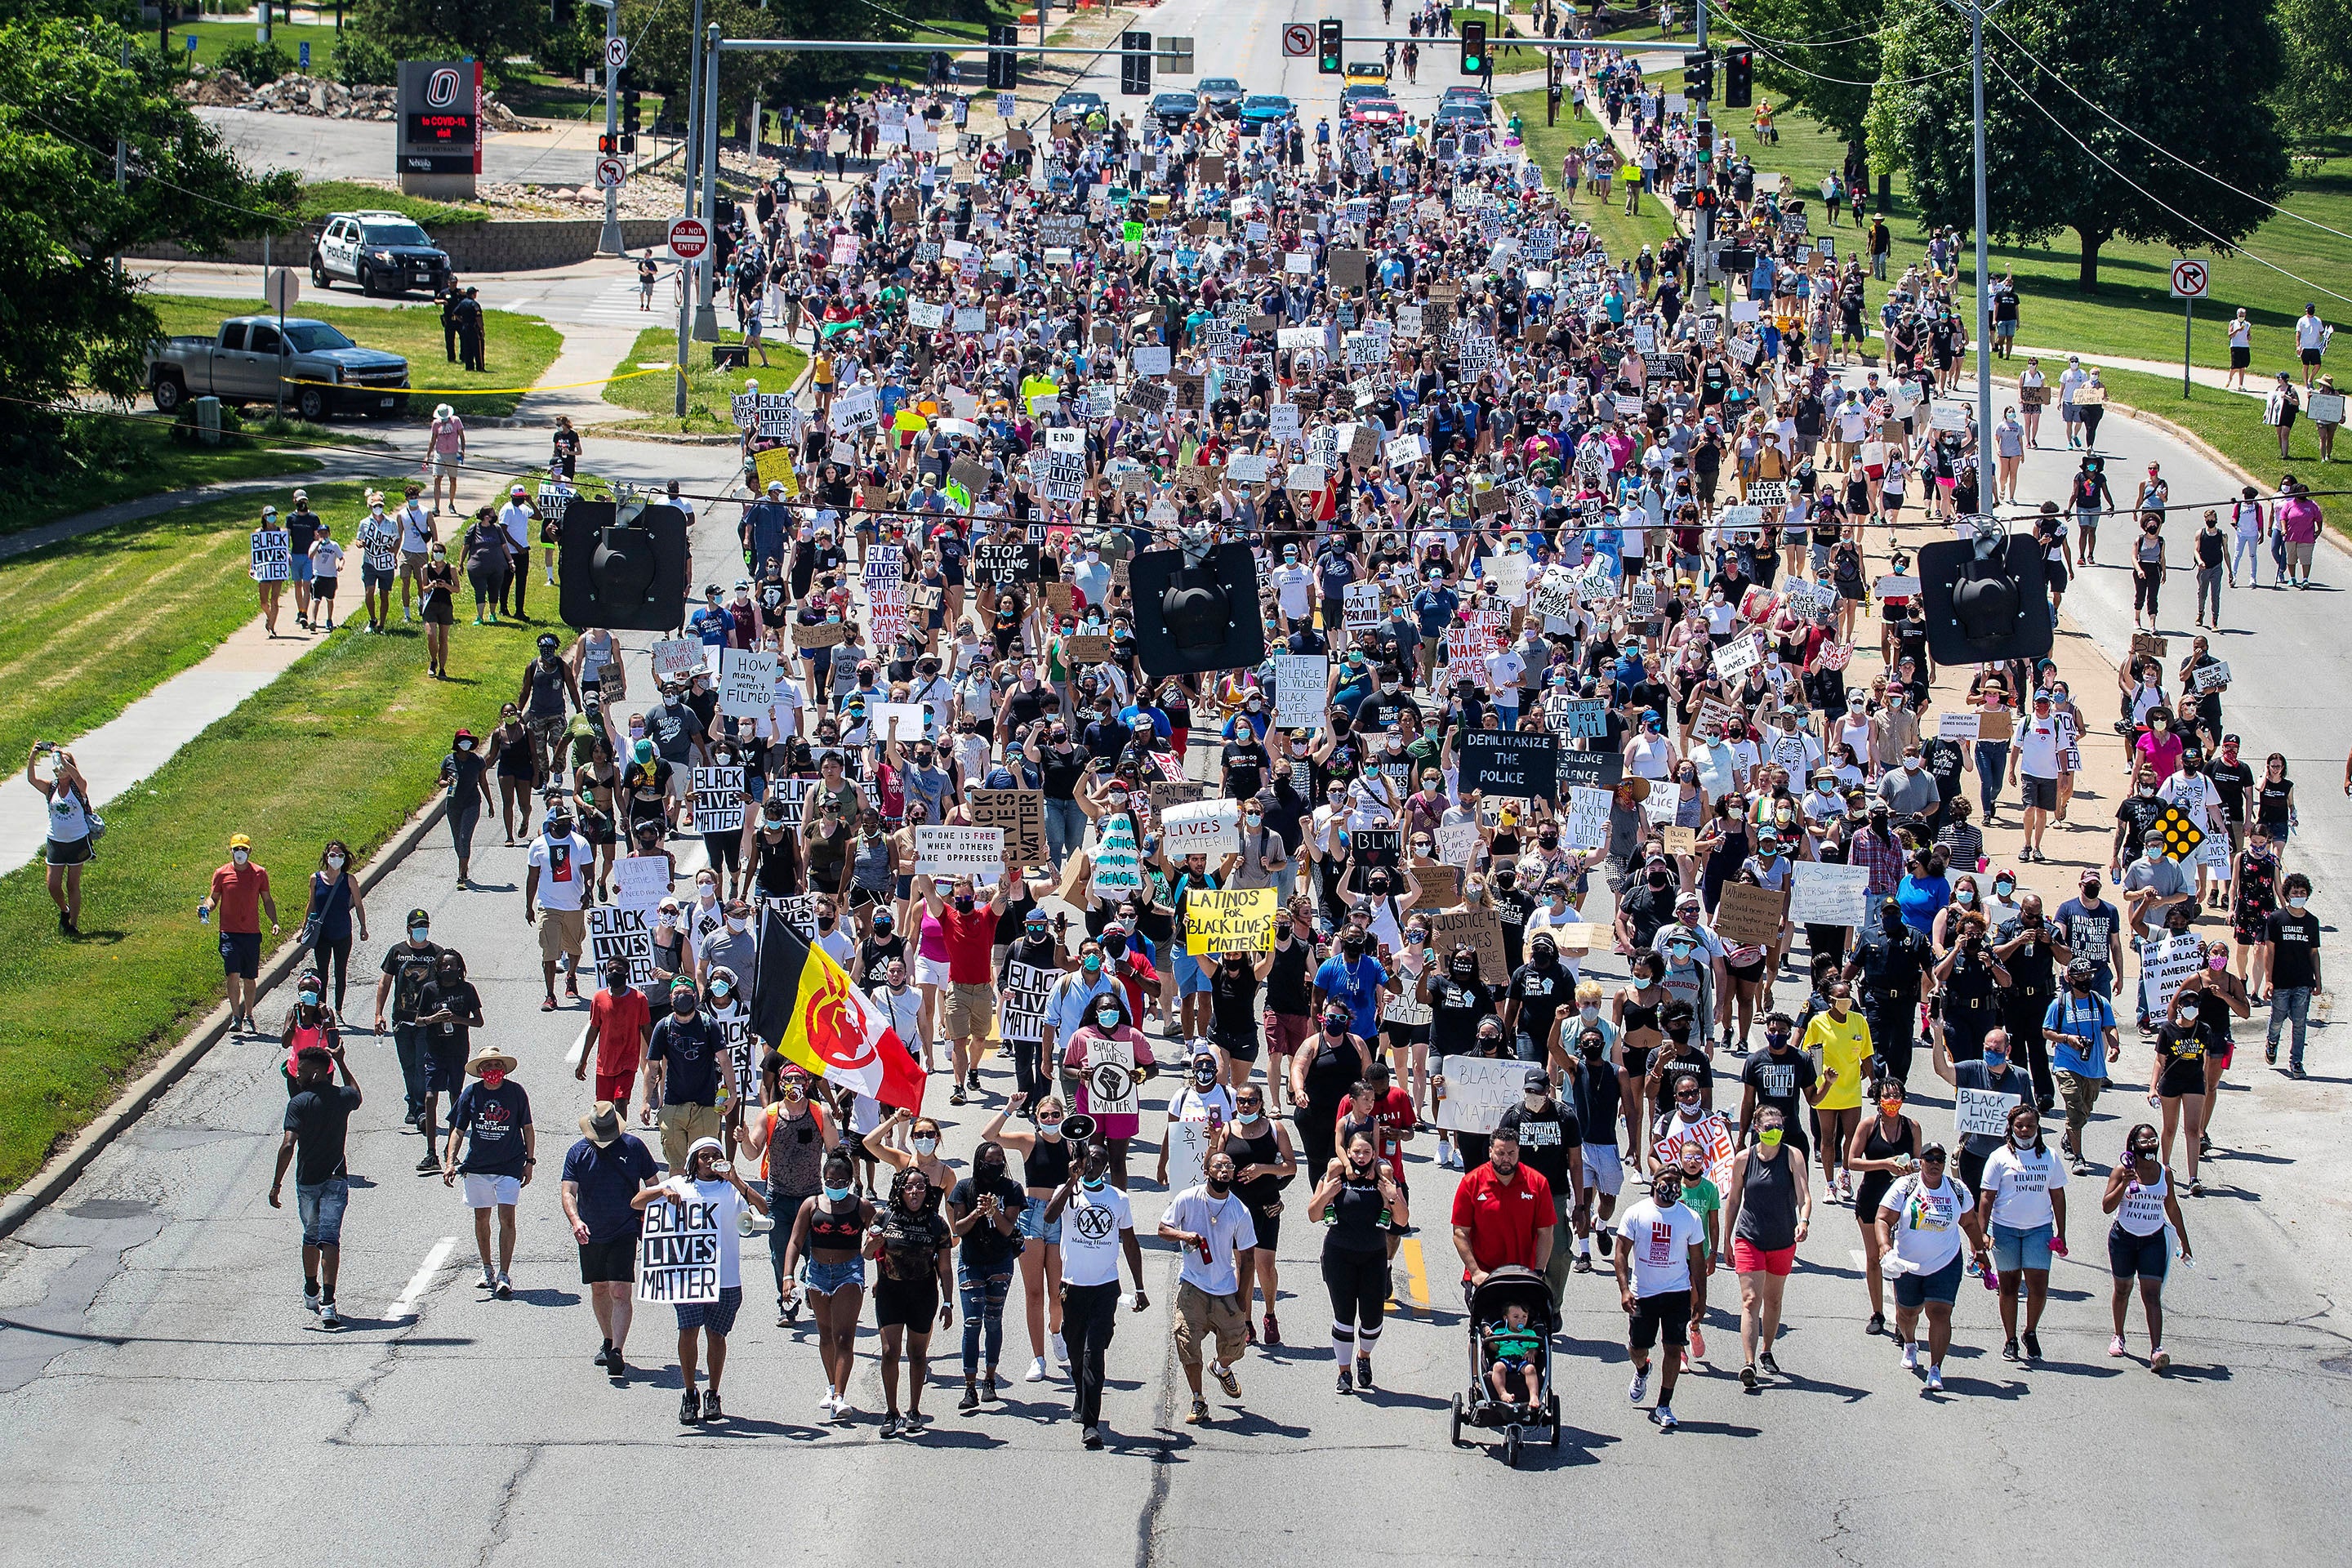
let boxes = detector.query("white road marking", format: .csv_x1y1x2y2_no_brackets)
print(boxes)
1851,1248,1869,1272
389,1236,459,1320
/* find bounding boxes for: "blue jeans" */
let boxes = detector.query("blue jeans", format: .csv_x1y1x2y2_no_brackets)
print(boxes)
959,1263,1014,1374
2269,985,2314,1069
296,1177,349,1247
1045,797,1086,869
1975,739,2011,817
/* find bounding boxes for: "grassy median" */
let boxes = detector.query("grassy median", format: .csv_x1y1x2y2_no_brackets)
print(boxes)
0,612,542,1193
604,325,807,435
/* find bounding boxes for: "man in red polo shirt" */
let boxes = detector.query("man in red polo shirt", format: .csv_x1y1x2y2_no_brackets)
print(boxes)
1452,1125,1555,1294
923,866,1011,1105
201,832,280,1035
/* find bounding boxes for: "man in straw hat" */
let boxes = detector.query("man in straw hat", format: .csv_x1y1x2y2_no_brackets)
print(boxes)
561,1101,662,1381
443,1045,534,1298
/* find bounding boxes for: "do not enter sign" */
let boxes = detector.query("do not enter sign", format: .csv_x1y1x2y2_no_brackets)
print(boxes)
667,216,711,260
2170,258,2210,299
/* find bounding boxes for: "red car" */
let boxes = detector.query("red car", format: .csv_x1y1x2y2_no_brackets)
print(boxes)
1346,96,1404,127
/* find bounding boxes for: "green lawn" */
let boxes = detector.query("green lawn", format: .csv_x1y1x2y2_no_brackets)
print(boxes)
289,179,489,229
2,418,323,537
0,479,419,767
0,613,543,1194
164,17,340,72
150,293,565,421
1504,88,1679,262
604,324,808,435
2091,367,2352,541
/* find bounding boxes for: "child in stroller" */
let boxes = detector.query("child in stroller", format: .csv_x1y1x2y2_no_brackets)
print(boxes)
1484,1302,1544,1412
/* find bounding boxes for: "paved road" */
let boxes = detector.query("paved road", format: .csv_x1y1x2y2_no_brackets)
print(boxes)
10,11,2352,1558
136,256,666,332
195,105,604,186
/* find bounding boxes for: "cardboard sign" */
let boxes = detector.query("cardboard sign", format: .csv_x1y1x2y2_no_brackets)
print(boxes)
1272,653,1328,734
1082,1031,1138,1116
1184,886,1279,954
793,621,851,649
968,786,1047,866
1788,861,1869,927
635,1188,724,1303
1713,882,1788,949
1954,1085,2021,1140
1432,1054,1526,1135
999,959,1054,1042
1457,732,1558,799
1663,826,1699,856
913,824,1006,876
688,766,745,837
1431,907,1508,984
1406,863,1463,911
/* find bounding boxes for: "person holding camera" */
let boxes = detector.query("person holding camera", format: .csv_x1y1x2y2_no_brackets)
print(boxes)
27,742,93,934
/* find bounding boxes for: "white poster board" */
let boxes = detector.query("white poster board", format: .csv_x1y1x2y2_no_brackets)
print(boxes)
1272,653,1329,734
1788,861,1870,926
914,825,1006,875
1432,1054,1526,1135
1160,799,1242,858
635,1187,724,1303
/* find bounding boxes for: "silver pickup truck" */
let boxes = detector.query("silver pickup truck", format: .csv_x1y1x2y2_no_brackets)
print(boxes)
145,315,412,421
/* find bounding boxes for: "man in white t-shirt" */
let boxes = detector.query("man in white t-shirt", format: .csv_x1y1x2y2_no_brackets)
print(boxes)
525,808,596,1009
1046,1142,1148,1449
2009,693,2068,861
1268,546,1316,630
1611,1169,1707,1430
1156,1150,1258,1425
633,1137,766,1424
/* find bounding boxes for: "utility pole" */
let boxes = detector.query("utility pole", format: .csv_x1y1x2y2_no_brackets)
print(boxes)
675,0,706,414
1694,0,1711,309
694,20,721,342
1947,0,2009,511
594,0,621,256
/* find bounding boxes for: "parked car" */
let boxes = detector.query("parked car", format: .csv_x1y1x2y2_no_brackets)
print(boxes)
1339,82,1389,111
308,211,452,298
1152,90,1200,130
1343,60,1388,87
145,316,412,421
1196,77,1245,117
1050,90,1107,124
1237,93,1293,134
1344,96,1404,128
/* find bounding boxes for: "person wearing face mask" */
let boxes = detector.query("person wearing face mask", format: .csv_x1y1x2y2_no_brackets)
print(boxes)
642,978,725,1171
1844,899,1931,1088
1874,1139,1992,1391
202,833,280,1035
2103,1122,2191,1370
1931,1021,2033,1200
1498,1067,1586,1309
1313,1127,1407,1395
300,838,369,1016
947,1140,1027,1412
1293,996,1374,1183
408,949,483,1172
434,727,494,885
1044,1140,1150,1450
1613,1165,1708,1431
442,1047,535,1299
1721,1100,1811,1386
862,1165,954,1439
921,871,1014,1104
1158,1148,1259,1424
1931,911,2009,1067
272,1039,363,1330
524,806,595,1013
1221,1078,1298,1345
734,1059,838,1326
1739,1011,1829,1156
984,1094,1076,1379
1799,977,1872,1201
1845,1079,1922,1336
2260,871,2323,1078
1062,996,1158,1188
782,1147,875,1421
696,902,759,995
1976,1104,2069,1364
1992,893,2067,1114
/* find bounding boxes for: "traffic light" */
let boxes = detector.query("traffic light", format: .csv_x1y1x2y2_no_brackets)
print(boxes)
622,83,641,151
1120,29,1151,96
1918,527,2054,665
1163,35,1194,76
1318,18,1342,74
1460,19,1486,75
1724,46,1753,108
1128,543,1267,679
1683,53,1713,100
559,500,690,635
987,24,1019,91
1695,117,1713,165
598,132,617,154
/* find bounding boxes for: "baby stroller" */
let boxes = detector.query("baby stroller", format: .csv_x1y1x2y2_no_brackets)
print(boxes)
1450,1265,1561,1467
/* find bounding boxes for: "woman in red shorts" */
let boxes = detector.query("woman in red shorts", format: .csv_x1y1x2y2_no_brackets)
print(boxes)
1721,1105,1813,1388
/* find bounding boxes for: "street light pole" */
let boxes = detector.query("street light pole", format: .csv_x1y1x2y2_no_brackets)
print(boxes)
1695,0,1710,310
1938,0,2010,514
675,0,706,415
693,20,722,342
594,0,621,256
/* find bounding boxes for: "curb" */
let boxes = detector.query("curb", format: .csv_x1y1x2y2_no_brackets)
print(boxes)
0,789,450,1241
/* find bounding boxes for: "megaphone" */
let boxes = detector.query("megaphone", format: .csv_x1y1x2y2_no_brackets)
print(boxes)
1061,1112,1099,1147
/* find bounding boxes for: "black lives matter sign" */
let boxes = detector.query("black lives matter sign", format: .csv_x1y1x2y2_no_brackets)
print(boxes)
1457,732,1560,799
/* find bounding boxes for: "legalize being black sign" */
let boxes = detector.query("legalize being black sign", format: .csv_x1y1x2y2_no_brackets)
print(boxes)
1456,732,1559,799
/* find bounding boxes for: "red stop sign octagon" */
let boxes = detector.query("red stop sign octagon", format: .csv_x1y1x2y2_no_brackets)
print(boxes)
668,217,711,261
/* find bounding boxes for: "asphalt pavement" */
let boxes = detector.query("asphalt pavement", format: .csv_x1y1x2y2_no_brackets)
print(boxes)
194,104,604,186
7,8,2352,1557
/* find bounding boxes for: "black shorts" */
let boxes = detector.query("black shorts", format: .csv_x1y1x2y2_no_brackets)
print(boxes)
2230,345,2252,369
220,930,262,979
423,1039,466,1095
1628,1289,1691,1351
2303,347,2324,366
1244,1205,1281,1254
2020,775,2059,810
579,1236,637,1284
45,835,91,867
875,1274,941,1329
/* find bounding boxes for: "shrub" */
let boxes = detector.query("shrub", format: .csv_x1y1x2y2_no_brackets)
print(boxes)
215,38,292,85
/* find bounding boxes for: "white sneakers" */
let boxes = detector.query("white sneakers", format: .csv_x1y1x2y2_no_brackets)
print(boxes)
1051,1331,1069,1366
1026,1356,1049,1383
1900,1343,1918,1372
1627,1366,1648,1403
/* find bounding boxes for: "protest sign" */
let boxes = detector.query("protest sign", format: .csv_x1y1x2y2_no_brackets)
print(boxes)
1272,653,1328,733
688,766,745,836
649,639,703,681
1432,1054,1526,1134
1955,1085,2021,1140
1936,711,1982,744
1437,822,1479,867
635,1189,724,1303
1457,732,1558,799
999,960,1054,1042
1654,1109,1737,1187
871,701,931,743
1549,698,1610,739
1082,1031,1138,1116
1714,883,1788,949
1089,813,1145,902
2140,932,2207,1018
1407,863,1463,911
968,787,1046,866
717,650,779,717
1788,862,1870,926
1712,634,1762,683
1431,907,1508,983
250,528,292,582
1343,581,1383,632
612,854,670,915
1185,887,1279,954
588,904,656,988
1562,786,1613,851
914,825,1005,876
1554,750,1626,791
1162,799,1242,859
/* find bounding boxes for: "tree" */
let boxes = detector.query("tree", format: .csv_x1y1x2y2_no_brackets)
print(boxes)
1726,0,1883,151
2274,0,2352,143
616,0,898,109
0,14,296,466
1866,0,2290,292
348,0,545,86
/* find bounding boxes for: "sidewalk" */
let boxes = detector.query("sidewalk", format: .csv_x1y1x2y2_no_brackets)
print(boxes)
0,445,391,564
517,322,646,428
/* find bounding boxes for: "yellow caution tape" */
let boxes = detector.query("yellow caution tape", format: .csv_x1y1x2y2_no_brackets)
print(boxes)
283,364,682,396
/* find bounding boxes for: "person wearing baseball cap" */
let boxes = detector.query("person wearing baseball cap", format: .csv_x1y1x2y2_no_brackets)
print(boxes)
443,1046,533,1299
563,1101,660,1380
285,488,322,629
202,833,278,1034
635,1134,768,1423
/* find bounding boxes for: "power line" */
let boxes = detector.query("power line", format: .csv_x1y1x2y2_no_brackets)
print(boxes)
1983,13,2352,248
1982,55,2352,312
1706,2,1888,50
1721,31,1938,89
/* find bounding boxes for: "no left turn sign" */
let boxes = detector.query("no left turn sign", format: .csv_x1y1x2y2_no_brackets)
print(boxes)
595,156,626,190
2171,258,2210,299
1282,23,1315,56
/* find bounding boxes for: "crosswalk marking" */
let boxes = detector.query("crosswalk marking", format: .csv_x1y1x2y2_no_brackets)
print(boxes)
580,274,663,324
